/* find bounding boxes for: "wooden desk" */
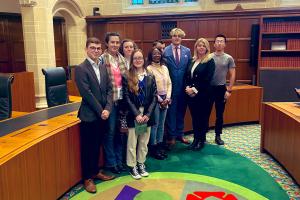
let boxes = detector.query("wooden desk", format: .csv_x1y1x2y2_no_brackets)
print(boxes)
11,111,28,118
261,102,300,185
184,84,263,132
0,103,81,200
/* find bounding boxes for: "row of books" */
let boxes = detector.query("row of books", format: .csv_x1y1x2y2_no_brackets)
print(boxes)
260,57,300,68
262,21,300,33
287,39,300,50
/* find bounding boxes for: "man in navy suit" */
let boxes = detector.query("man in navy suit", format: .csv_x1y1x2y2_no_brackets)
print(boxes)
163,28,192,146
75,37,115,193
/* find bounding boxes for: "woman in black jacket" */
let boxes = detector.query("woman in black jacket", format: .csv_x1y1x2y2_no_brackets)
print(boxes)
185,38,215,151
123,49,157,179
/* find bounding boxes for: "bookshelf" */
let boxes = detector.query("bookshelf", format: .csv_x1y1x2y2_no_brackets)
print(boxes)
258,15,300,101
259,15,300,70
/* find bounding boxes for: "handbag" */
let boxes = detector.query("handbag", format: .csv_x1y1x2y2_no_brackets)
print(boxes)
119,113,128,133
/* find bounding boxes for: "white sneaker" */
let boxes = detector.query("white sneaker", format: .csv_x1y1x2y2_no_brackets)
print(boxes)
138,163,149,177
130,166,142,180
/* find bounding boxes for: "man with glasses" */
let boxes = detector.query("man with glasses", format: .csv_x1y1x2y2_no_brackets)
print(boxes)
75,37,115,193
163,28,191,148
209,34,236,145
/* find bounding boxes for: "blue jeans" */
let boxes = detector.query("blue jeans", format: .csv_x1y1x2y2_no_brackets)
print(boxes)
150,103,168,145
103,104,123,167
166,93,187,139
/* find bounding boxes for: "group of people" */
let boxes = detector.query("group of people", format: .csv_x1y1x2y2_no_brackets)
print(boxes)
75,28,235,193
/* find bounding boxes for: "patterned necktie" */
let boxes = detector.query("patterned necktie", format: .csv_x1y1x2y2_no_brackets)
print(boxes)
175,46,180,65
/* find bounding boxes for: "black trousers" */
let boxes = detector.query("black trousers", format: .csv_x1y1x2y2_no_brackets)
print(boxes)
188,93,211,142
80,119,107,180
208,85,227,135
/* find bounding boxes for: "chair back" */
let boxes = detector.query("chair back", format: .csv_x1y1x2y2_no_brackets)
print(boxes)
0,74,14,120
42,67,69,107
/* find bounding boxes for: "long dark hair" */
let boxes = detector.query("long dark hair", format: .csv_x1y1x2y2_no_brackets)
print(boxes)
127,49,146,95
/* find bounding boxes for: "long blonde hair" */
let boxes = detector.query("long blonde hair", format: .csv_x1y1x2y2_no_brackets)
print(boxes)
127,49,146,95
193,38,212,63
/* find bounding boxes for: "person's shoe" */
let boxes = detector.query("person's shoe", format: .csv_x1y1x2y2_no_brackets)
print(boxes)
176,136,190,145
137,163,149,177
117,164,128,172
215,135,225,145
84,179,96,193
187,139,198,150
130,166,142,180
94,170,115,181
107,166,121,174
191,141,204,151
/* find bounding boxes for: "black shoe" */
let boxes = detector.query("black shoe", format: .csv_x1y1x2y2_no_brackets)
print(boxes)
187,139,198,150
191,141,204,151
215,135,224,145
108,166,121,174
151,151,165,160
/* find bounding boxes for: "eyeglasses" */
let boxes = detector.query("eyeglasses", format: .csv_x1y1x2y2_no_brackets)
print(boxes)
215,40,225,44
133,57,144,61
89,46,102,51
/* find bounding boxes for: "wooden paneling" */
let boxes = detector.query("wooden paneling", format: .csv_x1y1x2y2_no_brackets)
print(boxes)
54,18,68,67
218,18,237,38
143,22,160,41
238,18,259,38
0,15,25,73
11,72,36,112
178,20,198,39
107,23,125,37
198,20,218,38
125,22,143,41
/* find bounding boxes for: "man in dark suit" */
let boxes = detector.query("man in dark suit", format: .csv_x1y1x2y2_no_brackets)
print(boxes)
75,37,115,193
163,28,192,147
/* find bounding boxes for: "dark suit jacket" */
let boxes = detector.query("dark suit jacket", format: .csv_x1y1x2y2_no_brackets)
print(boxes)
75,59,113,122
122,74,157,128
163,44,191,96
185,58,215,96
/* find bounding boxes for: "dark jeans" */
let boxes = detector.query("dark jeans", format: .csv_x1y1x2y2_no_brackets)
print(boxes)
208,85,227,135
103,103,125,168
80,119,106,180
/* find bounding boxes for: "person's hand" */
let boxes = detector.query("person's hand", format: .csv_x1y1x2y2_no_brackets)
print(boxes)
136,115,144,123
101,110,110,120
142,115,149,123
185,86,195,97
224,91,231,101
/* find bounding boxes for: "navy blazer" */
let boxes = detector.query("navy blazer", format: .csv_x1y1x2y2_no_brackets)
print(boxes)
75,59,113,122
122,74,157,128
163,44,191,96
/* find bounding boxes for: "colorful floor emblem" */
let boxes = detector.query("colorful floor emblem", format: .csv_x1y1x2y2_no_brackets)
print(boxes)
71,173,268,200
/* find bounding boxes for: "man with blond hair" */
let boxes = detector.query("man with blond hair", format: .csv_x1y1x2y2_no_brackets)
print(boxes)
163,28,191,147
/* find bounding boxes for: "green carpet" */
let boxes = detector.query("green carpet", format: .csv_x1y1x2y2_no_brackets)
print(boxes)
70,143,289,200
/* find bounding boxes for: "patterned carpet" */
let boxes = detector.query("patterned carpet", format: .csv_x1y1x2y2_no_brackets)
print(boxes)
61,123,300,199
202,123,300,200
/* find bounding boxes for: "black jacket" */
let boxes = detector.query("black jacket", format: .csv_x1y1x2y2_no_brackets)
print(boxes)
122,73,157,128
75,59,113,122
185,58,215,96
